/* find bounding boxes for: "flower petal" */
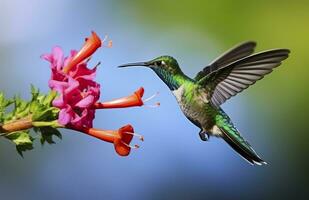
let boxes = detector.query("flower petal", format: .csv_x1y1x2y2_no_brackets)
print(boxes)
58,106,73,125
52,46,64,70
75,95,95,108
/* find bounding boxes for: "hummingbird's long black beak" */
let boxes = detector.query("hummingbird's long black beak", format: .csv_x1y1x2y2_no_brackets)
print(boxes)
118,61,150,68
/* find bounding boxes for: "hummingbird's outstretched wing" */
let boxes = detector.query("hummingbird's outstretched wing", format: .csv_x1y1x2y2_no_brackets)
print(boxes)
198,49,290,107
194,41,256,81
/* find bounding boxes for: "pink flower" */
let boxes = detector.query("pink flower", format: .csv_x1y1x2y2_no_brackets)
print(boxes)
41,46,100,128
41,31,159,156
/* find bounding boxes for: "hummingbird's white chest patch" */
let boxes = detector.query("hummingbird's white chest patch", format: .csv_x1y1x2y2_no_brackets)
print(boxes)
172,84,185,103
172,84,212,131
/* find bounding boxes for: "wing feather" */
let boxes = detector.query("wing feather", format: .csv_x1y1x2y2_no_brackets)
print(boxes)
199,49,290,107
194,41,256,81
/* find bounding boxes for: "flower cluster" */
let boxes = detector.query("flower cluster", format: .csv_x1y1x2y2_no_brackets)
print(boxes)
41,32,101,129
41,31,158,156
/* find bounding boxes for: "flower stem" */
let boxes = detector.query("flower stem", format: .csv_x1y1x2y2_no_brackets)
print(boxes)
32,120,62,128
0,116,33,135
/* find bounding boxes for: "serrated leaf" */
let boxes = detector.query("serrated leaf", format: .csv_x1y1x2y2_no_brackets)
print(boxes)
5,130,34,156
31,84,40,100
33,127,40,133
3,99,14,108
42,90,57,106
0,92,14,108
32,107,59,121
9,96,31,120
29,99,40,113
39,127,62,145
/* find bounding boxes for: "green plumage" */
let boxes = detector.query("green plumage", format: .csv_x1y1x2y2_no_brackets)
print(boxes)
119,41,290,165
215,109,265,165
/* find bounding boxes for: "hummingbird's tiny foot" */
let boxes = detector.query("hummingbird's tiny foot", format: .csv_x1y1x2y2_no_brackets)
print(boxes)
199,131,209,141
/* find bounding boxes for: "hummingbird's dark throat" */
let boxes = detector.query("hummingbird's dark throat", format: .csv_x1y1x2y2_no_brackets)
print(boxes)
152,68,181,91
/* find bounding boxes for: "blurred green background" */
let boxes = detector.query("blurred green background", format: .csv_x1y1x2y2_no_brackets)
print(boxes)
0,0,308,199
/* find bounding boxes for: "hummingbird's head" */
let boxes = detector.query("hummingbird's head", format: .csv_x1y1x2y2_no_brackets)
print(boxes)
118,55,182,75
119,56,185,90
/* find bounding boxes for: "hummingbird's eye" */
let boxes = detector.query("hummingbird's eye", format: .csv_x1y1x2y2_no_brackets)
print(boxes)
155,61,162,66
155,60,166,67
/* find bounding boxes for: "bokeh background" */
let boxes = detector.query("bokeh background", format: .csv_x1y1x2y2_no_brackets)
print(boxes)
0,0,308,199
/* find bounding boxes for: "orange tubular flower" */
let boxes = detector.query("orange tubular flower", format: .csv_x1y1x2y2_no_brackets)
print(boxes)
76,124,143,156
94,87,144,109
94,87,160,109
63,31,102,74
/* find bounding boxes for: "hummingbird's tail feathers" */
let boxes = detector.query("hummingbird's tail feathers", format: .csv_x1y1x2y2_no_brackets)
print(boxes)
221,130,266,165
216,112,266,165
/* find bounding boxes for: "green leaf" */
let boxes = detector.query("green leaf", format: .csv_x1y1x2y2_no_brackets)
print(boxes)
32,107,59,121
39,127,62,145
29,99,40,113
31,84,40,101
5,130,34,156
12,96,30,119
42,90,57,106
0,92,13,123
29,86,59,122
0,92,12,107
1,86,61,156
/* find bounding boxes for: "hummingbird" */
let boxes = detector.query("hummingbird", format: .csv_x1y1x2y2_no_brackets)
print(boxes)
119,41,290,165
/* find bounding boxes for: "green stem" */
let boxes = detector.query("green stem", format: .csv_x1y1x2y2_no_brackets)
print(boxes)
32,120,63,128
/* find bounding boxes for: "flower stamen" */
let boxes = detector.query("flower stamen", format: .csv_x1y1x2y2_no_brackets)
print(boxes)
143,92,159,102
143,92,160,108
145,102,161,108
102,35,112,48
94,61,101,68
121,141,140,149
124,131,144,141
85,57,92,63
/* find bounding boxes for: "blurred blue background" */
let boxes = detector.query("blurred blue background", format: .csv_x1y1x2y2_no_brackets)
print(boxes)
0,0,308,199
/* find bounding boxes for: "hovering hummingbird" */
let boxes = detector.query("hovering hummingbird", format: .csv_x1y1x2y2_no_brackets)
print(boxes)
119,41,290,165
